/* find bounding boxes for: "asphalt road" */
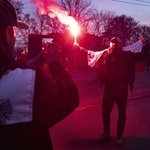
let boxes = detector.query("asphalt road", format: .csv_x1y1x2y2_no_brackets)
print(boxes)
50,69,150,150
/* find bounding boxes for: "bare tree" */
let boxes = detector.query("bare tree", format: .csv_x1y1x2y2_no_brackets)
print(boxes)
57,0,96,33
31,7,66,34
48,18,65,33
15,14,31,49
10,1,29,50
32,8,51,35
90,10,115,36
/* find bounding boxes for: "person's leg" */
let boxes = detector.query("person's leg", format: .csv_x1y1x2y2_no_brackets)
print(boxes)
102,86,115,135
116,99,127,138
116,90,128,138
115,84,128,145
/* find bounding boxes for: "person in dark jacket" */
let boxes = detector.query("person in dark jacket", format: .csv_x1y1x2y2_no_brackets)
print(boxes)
0,1,79,150
97,37,135,145
74,36,148,145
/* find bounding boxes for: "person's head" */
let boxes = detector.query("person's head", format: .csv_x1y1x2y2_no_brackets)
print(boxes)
0,0,28,59
109,37,122,53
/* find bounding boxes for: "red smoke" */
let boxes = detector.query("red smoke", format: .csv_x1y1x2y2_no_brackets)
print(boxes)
30,0,80,37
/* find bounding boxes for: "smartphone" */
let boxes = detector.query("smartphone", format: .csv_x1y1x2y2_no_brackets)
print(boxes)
28,34,54,60
28,34,42,60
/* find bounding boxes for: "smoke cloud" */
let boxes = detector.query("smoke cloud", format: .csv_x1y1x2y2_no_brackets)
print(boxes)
30,0,78,28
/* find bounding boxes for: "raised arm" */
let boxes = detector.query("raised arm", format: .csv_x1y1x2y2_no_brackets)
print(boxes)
73,42,88,52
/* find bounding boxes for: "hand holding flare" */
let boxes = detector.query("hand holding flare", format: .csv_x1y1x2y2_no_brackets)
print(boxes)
73,41,88,52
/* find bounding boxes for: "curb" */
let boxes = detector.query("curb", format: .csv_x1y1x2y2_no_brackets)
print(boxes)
128,93,150,100
77,93,150,111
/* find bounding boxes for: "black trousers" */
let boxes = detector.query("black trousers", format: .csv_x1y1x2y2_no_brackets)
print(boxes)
102,82,128,138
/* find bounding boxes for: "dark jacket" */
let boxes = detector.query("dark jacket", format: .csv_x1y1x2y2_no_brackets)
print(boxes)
0,57,79,150
97,45,148,91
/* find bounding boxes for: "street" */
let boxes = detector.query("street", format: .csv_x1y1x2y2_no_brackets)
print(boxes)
50,69,150,150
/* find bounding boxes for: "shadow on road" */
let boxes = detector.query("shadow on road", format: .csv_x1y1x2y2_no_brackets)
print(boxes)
68,136,150,150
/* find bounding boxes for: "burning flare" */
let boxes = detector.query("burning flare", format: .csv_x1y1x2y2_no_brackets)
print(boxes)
30,0,80,42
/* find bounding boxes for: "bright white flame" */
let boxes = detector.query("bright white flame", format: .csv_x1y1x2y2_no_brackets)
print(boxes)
69,21,80,43
69,22,80,37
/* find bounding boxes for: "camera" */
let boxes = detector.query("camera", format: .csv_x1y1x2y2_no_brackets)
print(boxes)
28,34,53,60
